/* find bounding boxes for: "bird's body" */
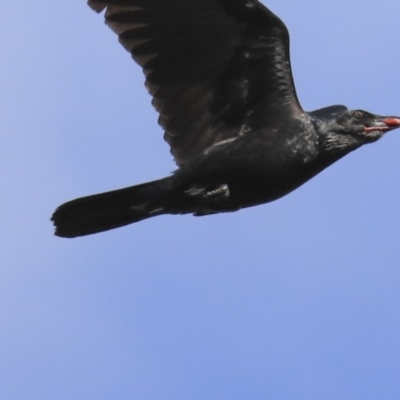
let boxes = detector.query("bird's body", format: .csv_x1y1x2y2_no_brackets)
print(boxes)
52,0,400,237
173,115,324,210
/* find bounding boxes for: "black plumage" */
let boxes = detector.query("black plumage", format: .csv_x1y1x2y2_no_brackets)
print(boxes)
52,0,400,238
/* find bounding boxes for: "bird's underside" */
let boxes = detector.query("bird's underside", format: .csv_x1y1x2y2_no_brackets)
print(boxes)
51,0,400,237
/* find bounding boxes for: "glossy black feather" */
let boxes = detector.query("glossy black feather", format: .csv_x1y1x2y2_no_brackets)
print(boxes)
88,0,302,164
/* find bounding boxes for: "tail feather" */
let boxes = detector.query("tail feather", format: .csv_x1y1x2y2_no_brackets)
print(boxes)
52,178,171,238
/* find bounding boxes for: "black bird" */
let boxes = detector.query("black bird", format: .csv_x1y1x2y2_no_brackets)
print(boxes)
52,0,400,238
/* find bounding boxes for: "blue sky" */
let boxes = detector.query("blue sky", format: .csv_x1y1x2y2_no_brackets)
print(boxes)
1,1,400,399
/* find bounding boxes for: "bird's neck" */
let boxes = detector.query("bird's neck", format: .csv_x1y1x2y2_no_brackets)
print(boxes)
312,119,363,168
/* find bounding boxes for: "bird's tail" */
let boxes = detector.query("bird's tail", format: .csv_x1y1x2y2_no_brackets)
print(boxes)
51,177,172,238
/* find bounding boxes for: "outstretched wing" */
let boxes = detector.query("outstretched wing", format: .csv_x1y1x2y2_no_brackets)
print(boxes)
88,0,303,164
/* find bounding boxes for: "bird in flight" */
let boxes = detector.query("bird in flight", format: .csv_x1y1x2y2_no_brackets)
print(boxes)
52,0,400,238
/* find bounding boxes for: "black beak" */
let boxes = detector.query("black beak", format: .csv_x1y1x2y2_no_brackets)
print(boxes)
364,117,400,133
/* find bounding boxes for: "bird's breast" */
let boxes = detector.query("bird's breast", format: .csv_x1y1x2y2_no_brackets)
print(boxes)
174,129,324,209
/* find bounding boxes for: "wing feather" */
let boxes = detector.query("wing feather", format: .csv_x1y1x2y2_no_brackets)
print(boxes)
88,0,303,164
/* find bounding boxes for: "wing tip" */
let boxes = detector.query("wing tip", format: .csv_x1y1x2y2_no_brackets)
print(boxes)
87,0,106,13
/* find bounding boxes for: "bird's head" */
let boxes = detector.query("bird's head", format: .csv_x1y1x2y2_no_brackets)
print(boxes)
336,109,400,141
312,106,400,154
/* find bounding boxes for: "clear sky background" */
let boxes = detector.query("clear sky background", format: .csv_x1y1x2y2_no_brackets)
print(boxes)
1,1,400,399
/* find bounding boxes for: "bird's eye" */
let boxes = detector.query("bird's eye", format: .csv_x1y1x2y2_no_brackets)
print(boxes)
353,110,365,119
